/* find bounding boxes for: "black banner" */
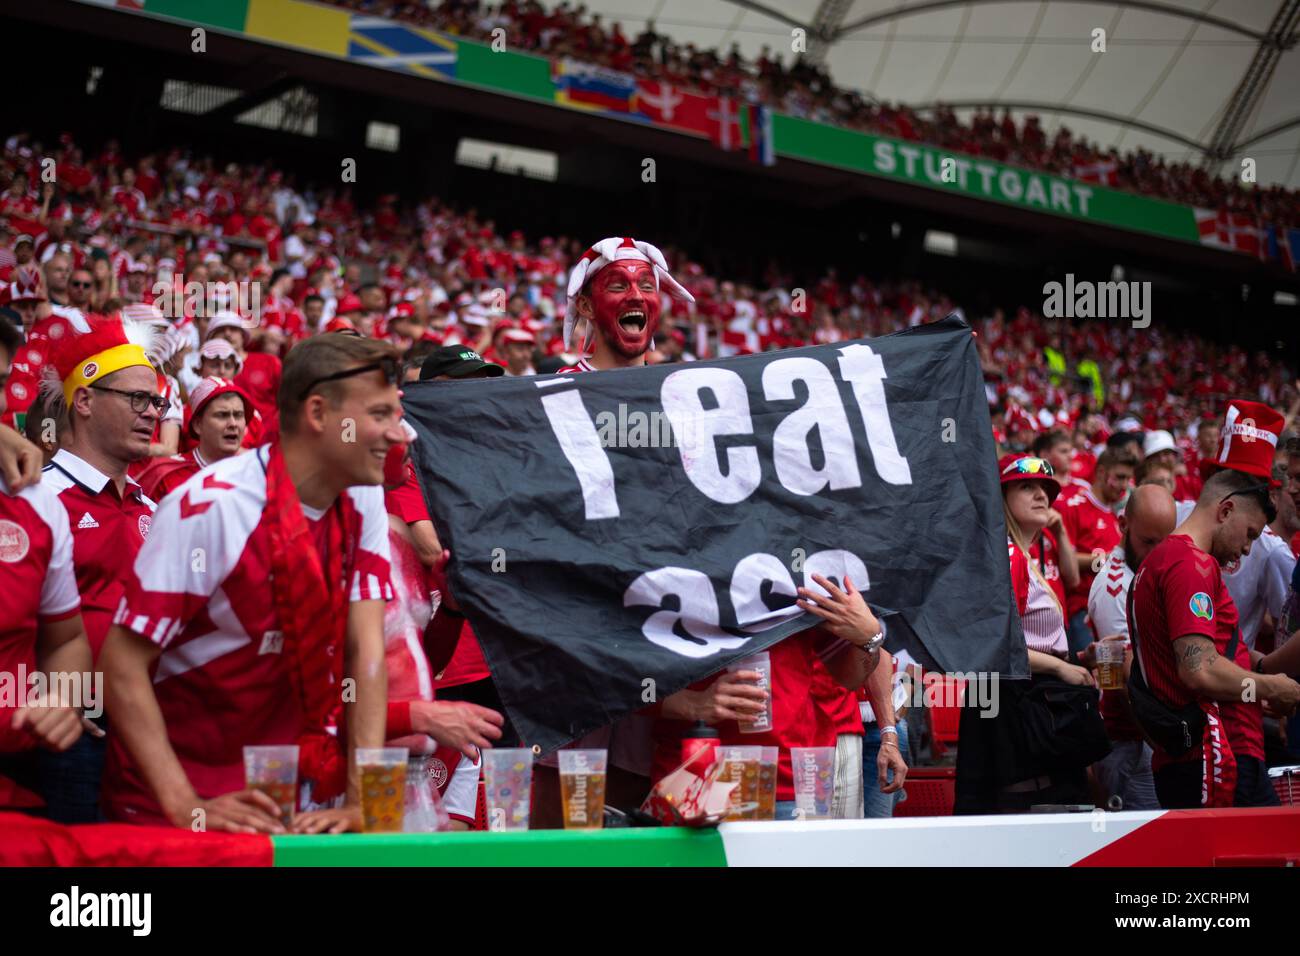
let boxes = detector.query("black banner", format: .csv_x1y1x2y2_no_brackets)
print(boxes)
404,315,1027,753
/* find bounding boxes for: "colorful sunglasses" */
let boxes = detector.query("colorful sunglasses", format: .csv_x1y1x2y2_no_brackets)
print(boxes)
1002,456,1055,477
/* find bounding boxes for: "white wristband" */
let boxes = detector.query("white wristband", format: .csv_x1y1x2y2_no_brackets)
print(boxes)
879,725,898,737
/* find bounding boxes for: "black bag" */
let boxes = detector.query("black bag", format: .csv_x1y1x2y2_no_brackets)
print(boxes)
1124,581,1238,758
1016,676,1112,771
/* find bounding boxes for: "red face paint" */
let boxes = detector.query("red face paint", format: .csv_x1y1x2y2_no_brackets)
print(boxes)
585,260,660,359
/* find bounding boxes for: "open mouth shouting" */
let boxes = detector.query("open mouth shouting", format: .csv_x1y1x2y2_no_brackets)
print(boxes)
618,309,647,333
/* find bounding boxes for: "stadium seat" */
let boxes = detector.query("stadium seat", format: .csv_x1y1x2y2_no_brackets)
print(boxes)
926,675,965,759
895,767,956,817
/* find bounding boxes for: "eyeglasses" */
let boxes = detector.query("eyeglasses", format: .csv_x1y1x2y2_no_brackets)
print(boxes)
297,358,399,401
1002,456,1055,477
89,384,168,413
70,280,93,289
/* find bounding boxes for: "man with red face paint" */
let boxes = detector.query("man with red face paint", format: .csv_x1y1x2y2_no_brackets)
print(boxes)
549,238,878,822
525,237,699,824
559,237,693,373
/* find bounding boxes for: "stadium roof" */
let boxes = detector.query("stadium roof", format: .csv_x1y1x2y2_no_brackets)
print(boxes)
578,0,1300,189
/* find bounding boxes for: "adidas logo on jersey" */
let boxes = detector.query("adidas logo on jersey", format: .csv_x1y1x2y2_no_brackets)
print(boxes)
77,512,100,529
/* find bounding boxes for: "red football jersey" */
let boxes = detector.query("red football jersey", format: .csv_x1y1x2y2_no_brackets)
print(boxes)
0,476,81,756
101,446,393,824
650,630,835,801
1129,534,1263,772
1058,486,1121,618
43,450,155,658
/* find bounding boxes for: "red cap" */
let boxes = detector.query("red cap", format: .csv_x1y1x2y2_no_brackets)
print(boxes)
998,452,1061,504
1200,400,1284,484
336,294,363,315
188,377,253,439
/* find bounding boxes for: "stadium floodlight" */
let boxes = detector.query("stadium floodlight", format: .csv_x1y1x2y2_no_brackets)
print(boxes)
455,139,557,182
366,122,401,153
923,230,958,257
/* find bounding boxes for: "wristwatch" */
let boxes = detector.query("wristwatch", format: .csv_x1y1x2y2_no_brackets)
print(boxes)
861,619,887,654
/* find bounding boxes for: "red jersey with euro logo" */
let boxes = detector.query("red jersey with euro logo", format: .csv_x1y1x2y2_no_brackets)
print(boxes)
100,445,394,824
1128,534,1263,771
0,475,81,763
1057,485,1121,618
42,449,155,658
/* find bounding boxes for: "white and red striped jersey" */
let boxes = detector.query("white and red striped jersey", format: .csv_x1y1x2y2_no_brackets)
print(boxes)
0,474,81,754
557,358,596,374
100,445,394,824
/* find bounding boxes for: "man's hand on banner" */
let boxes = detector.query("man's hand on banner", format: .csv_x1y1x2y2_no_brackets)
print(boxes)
428,548,459,611
662,672,768,724
412,699,504,760
796,573,882,647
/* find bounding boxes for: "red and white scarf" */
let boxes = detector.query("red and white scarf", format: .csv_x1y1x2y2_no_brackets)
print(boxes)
264,443,350,804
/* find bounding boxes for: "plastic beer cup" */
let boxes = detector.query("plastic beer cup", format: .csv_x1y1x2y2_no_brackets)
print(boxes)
243,745,299,827
727,651,772,733
482,747,534,831
558,749,608,829
791,746,836,821
357,747,408,833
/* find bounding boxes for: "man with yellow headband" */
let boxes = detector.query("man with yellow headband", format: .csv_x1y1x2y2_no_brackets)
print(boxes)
36,314,162,822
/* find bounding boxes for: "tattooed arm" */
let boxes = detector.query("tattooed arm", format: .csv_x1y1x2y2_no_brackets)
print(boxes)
1173,634,1300,714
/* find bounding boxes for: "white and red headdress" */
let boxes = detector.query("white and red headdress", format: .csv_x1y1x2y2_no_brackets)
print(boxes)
563,236,694,348
37,313,163,413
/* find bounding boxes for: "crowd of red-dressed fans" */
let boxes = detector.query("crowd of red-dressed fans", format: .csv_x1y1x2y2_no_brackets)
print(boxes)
321,0,1300,227
1,129,1296,465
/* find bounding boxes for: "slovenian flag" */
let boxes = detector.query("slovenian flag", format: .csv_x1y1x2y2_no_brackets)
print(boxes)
553,58,636,112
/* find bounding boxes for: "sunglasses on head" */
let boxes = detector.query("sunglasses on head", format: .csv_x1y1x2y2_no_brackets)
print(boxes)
1003,456,1055,477
1220,481,1272,505
297,358,399,401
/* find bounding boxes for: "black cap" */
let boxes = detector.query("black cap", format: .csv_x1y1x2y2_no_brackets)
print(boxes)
419,345,505,381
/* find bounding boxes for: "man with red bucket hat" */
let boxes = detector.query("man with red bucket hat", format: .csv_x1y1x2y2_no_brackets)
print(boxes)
1130,399,1300,808
1176,401,1296,651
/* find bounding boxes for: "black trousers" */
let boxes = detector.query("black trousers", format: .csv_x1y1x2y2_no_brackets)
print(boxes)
1154,755,1280,808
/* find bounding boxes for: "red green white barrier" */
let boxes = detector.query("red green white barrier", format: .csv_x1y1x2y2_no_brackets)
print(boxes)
4,807,1297,867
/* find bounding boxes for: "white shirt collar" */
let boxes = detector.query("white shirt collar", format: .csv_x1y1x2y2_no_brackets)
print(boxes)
50,448,113,494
